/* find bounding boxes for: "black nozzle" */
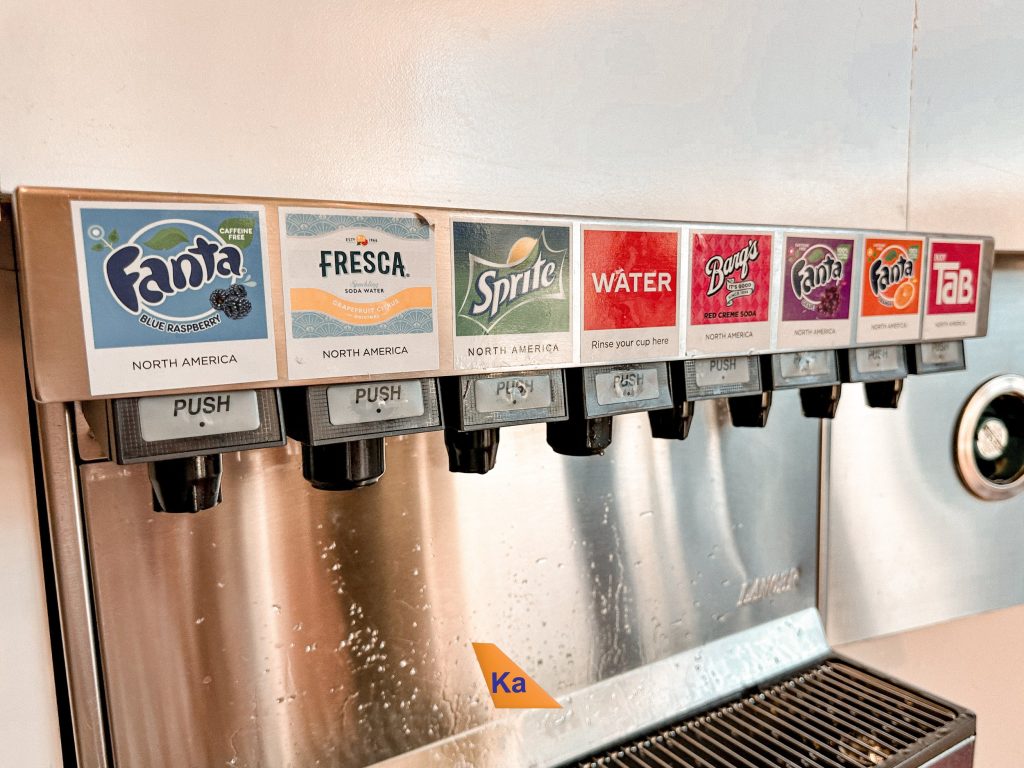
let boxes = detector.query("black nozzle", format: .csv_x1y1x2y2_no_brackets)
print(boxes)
864,379,904,409
799,384,843,419
546,415,613,456
648,401,695,440
728,391,773,428
149,454,223,513
302,438,385,490
444,427,500,474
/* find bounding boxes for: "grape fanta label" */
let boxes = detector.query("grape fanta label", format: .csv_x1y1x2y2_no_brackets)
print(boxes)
856,236,923,343
687,230,773,354
71,202,277,396
923,239,984,340
777,235,854,348
279,208,439,378
451,219,572,369
581,227,679,362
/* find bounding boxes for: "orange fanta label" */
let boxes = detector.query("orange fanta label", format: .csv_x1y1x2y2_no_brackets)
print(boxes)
861,237,923,316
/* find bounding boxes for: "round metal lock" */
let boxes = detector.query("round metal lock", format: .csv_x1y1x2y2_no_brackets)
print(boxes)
955,374,1024,500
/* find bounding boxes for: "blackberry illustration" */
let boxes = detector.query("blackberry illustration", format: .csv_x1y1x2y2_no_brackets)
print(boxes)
817,284,841,316
222,295,253,320
209,288,230,310
228,284,247,299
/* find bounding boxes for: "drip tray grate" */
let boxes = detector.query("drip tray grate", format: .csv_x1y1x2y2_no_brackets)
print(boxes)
577,658,975,768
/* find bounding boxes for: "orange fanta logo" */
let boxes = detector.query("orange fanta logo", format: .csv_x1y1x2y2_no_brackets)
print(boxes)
861,237,922,316
471,643,561,708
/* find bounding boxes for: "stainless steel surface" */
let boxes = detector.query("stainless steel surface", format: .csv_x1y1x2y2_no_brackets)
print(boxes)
36,402,108,768
576,659,972,768
76,394,820,768
0,268,64,766
954,374,1024,501
824,254,1024,645
13,187,995,404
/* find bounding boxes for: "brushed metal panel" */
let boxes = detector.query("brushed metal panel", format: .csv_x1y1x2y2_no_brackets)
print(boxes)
825,254,1024,644
80,395,820,768
0,272,64,766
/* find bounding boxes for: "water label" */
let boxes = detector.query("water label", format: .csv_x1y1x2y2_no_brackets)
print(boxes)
923,239,983,340
778,235,854,348
71,202,277,395
280,208,439,378
856,236,924,343
581,227,679,363
687,230,774,354
452,219,572,370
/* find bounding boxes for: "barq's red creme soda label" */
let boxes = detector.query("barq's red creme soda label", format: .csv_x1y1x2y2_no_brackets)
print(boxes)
581,227,679,362
923,239,984,340
687,230,774,354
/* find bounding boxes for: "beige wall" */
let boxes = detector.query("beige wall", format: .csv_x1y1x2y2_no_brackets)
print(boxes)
840,604,1024,768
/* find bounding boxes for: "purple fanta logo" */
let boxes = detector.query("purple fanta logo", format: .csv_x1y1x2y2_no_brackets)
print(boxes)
104,235,244,315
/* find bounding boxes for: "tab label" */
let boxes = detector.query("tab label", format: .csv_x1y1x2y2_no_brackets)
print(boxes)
687,230,773,354
856,236,923,343
581,227,679,363
452,219,572,370
71,202,277,395
280,208,439,379
778,235,854,348
923,240,983,340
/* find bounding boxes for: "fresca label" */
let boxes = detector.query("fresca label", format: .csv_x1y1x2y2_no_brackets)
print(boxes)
923,239,984,339
452,219,572,369
581,227,679,363
777,235,854,348
279,208,439,379
687,230,773,354
857,236,923,343
71,202,277,396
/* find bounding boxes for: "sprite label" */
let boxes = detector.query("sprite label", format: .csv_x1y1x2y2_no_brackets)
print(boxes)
451,219,572,369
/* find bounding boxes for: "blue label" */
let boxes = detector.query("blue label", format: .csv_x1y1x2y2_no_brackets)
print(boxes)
77,206,270,349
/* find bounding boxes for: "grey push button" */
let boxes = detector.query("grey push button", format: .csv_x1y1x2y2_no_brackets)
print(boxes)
474,375,553,413
683,356,763,400
844,345,909,383
139,390,260,442
771,350,840,390
594,368,661,406
910,340,967,374
327,382,426,426
456,370,568,429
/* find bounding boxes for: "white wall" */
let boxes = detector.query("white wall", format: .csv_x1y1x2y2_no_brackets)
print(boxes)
1,1,916,230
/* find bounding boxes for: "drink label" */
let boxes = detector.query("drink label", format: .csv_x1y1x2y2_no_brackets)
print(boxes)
777,235,854,348
71,202,277,395
594,368,661,406
923,239,983,340
279,208,439,378
138,390,261,442
473,375,553,413
687,230,774,354
856,236,924,343
326,380,426,426
452,218,572,370
581,226,679,362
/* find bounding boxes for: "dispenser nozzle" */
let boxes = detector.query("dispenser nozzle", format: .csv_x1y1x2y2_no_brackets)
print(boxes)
444,427,500,474
149,454,223,513
728,391,773,428
302,439,385,490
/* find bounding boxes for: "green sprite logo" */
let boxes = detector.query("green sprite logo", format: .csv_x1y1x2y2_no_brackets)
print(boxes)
453,221,570,336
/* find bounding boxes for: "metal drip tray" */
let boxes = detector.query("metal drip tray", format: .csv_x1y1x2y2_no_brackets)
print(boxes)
575,659,975,768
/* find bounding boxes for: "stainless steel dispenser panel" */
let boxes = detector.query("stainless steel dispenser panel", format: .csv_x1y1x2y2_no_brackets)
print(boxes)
79,395,820,768
824,254,1024,645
